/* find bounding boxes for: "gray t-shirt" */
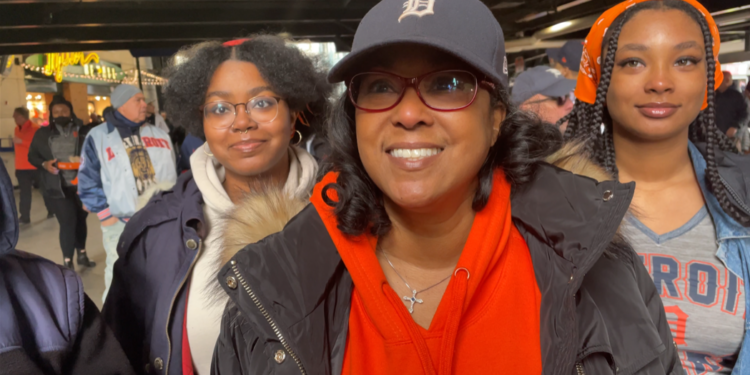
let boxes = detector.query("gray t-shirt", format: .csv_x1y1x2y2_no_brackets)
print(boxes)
622,207,745,375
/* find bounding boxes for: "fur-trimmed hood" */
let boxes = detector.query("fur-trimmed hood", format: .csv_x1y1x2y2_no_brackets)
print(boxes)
220,188,308,267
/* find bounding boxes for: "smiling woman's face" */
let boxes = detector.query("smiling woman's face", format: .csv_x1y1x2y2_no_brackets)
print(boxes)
202,60,295,179
606,8,707,142
354,45,505,213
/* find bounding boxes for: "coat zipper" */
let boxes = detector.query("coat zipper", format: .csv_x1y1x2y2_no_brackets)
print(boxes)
575,362,585,375
720,176,750,216
231,262,307,375
163,239,202,374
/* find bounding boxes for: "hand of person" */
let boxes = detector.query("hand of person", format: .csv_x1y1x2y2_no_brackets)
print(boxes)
101,216,119,227
13,137,22,144
43,159,59,175
727,127,738,138
82,204,90,213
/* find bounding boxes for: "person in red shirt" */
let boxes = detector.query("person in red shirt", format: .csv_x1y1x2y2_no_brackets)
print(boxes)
13,107,52,223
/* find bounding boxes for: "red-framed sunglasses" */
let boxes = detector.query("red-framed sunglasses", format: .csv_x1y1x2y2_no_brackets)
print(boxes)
347,69,496,112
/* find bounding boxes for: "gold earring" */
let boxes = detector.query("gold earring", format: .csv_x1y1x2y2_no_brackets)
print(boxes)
291,130,303,146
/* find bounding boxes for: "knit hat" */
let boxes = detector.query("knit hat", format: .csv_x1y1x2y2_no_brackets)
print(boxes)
48,95,77,119
111,84,142,109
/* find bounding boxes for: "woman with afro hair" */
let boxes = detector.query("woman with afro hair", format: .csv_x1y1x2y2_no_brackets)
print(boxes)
101,35,331,375
561,0,750,371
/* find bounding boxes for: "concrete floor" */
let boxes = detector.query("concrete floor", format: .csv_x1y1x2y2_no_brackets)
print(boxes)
14,187,107,309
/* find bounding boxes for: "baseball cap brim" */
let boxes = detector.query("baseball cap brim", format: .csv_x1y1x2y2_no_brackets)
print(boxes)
546,48,562,63
328,36,507,88
540,78,577,99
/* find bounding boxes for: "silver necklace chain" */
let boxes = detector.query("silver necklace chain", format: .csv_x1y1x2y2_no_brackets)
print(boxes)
380,249,452,313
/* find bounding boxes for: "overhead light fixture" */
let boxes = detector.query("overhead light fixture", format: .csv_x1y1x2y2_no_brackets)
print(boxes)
35,95,41,100
95,96,101,101
26,94,31,100
550,21,573,32
557,0,591,12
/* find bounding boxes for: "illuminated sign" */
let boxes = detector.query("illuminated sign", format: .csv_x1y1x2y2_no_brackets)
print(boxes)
43,52,100,83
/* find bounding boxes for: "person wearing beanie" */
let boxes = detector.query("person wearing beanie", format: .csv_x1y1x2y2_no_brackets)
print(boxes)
27,95,96,270
212,0,680,374
78,84,177,302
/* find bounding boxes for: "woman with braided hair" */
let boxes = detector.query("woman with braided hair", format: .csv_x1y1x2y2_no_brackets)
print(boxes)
560,0,750,372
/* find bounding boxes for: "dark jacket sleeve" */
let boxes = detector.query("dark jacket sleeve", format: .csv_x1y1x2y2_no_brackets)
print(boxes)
735,91,749,126
101,237,148,375
27,128,48,169
631,250,685,375
78,134,111,220
65,294,136,375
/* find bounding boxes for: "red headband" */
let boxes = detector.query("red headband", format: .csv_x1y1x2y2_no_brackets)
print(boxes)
222,38,250,47
574,0,722,110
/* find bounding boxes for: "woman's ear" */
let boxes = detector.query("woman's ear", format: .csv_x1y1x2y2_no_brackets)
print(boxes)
491,104,506,146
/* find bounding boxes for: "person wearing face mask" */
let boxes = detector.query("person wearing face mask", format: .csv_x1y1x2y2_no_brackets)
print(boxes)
78,84,177,302
28,95,95,270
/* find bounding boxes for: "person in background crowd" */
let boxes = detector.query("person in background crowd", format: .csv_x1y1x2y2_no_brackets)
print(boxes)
0,158,135,375
78,84,177,302
212,1,680,374
146,101,170,134
512,65,576,132
103,35,329,375
28,96,95,271
561,0,750,373
176,132,204,173
546,40,584,80
89,112,103,126
715,71,748,137
732,84,750,153
13,107,52,223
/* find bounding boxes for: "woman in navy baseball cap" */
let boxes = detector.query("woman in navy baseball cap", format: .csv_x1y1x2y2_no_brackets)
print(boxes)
212,0,682,374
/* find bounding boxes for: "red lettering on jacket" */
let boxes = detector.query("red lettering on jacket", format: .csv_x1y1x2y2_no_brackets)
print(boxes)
106,147,115,161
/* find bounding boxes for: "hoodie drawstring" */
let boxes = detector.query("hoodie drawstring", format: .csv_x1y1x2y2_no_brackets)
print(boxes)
438,268,470,375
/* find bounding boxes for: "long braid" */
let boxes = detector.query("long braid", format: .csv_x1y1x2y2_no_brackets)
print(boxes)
684,5,750,225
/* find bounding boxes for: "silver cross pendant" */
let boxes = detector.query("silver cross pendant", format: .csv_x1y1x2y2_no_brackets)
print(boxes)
403,289,424,314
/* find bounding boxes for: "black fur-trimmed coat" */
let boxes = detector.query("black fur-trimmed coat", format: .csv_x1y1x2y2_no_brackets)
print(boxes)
212,146,684,375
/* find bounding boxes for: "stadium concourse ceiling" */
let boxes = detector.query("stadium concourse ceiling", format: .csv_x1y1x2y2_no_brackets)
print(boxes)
0,0,748,58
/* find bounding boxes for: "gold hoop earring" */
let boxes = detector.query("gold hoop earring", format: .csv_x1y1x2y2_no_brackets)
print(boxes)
203,146,214,157
291,130,303,146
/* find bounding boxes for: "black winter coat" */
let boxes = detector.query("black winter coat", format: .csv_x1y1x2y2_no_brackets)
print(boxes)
212,157,683,375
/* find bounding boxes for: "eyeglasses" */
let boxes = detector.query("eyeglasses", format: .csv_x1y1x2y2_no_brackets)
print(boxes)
200,96,282,130
525,94,571,107
348,70,496,112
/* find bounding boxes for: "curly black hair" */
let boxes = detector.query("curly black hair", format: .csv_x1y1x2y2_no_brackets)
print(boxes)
322,77,563,237
163,35,332,140
558,0,750,226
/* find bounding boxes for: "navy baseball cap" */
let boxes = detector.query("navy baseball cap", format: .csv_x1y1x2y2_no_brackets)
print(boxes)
512,66,576,105
328,0,509,89
546,40,584,72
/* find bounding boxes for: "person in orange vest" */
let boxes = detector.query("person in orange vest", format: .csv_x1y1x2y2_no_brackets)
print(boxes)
13,107,52,223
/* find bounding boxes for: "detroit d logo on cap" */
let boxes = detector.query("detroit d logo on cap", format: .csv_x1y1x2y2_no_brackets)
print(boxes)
399,0,436,22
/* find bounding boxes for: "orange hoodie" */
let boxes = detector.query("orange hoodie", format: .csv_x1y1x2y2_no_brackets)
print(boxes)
310,171,542,375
